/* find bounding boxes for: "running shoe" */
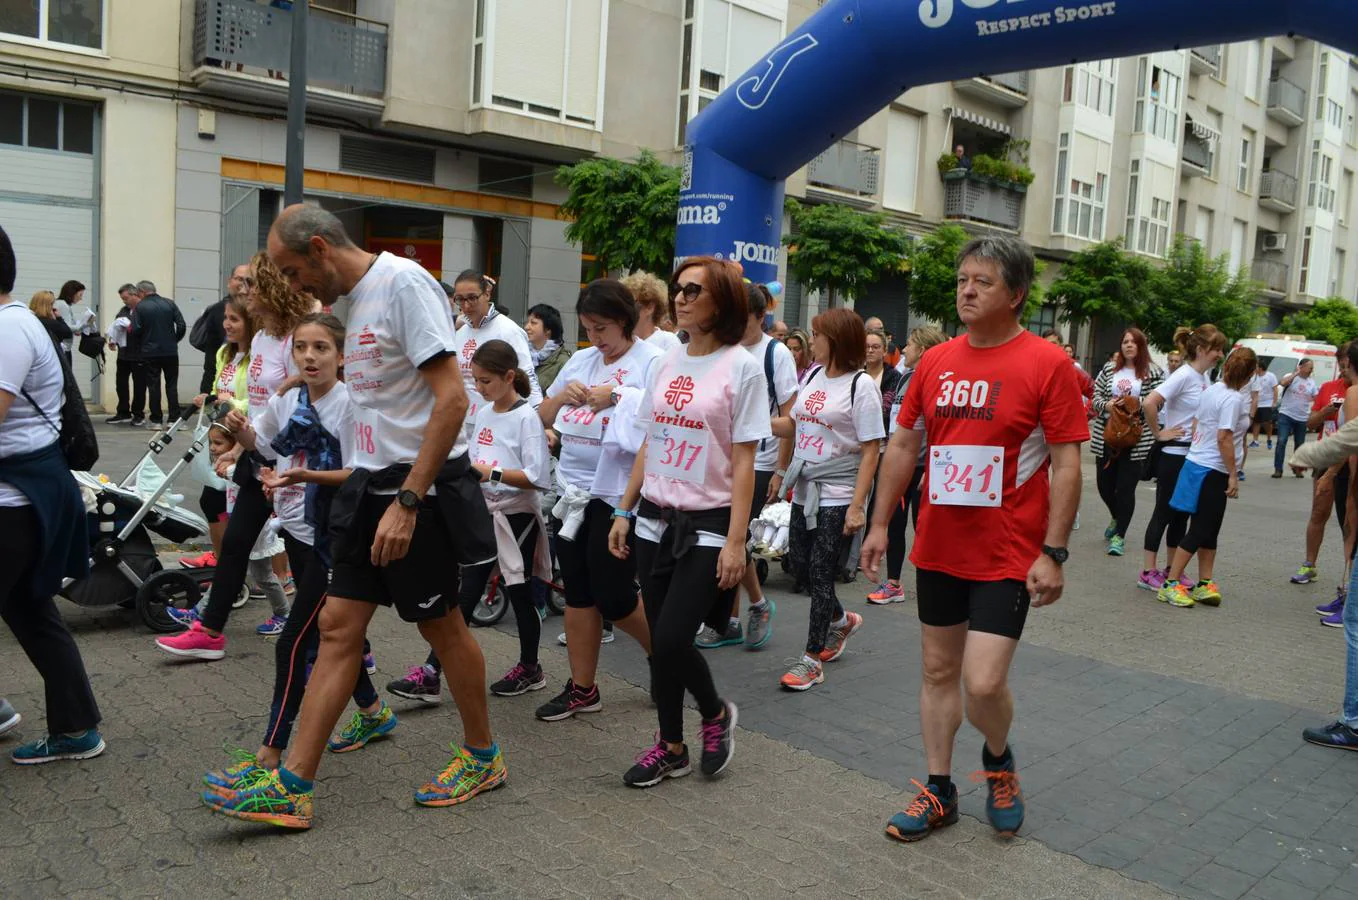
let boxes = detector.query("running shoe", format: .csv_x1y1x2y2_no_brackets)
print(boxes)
1267,440,1273,449
386,665,441,703
696,621,744,649
1303,721,1358,750
1322,609,1344,628
490,662,547,697
1190,580,1222,607
1103,519,1118,540
1072,513,1080,531
178,551,218,568
129,417,145,428
1249,440,1260,448
155,621,226,660
746,599,775,649
1137,569,1168,592
166,606,201,627
780,657,825,691
1237,470,1246,482
203,748,262,792
0,699,19,738
699,700,738,777
1316,589,1346,616
867,582,906,604
231,586,249,609
818,611,864,663
1271,471,1283,479
1292,563,1320,585
203,768,313,829
1157,580,1195,608
534,680,602,721
283,575,296,596
256,615,287,636
414,744,507,807
1106,535,1125,557
885,779,959,843
974,750,1025,837
105,414,132,425
363,652,377,675
623,740,690,788
556,630,615,646
327,703,397,753
10,730,106,765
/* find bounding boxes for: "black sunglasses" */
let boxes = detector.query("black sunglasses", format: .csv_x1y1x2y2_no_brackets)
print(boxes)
669,281,703,300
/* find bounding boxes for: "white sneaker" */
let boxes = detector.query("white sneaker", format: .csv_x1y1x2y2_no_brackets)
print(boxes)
556,630,615,646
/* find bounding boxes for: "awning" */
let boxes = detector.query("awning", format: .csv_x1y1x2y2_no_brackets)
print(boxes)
1184,100,1221,144
945,107,1012,137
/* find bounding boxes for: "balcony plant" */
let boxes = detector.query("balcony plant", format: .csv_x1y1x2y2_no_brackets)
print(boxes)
937,152,964,179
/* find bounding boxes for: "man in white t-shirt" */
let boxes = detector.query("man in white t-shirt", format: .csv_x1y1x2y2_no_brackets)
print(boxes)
205,205,504,831
1249,363,1280,449
1275,359,1320,477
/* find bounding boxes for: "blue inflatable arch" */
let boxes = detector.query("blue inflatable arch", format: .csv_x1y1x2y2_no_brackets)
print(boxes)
675,0,1358,284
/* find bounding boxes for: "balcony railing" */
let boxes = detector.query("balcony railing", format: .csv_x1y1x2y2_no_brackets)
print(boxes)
192,0,388,98
1181,132,1212,175
1258,170,1299,211
1266,77,1306,126
1189,45,1221,75
941,169,1025,231
807,139,881,196
1252,257,1289,294
953,71,1029,108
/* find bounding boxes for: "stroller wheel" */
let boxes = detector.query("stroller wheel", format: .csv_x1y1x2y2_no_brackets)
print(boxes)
756,558,769,585
471,578,508,627
137,570,202,634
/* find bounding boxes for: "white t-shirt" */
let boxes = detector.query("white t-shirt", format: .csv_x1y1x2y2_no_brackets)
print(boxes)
548,340,662,494
1110,366,1142,399
791,368,885,506
644,329,682,354
343,252,465,471
246,332,297,420
454,309,543,432
1187,381,1250,474
252,383,356,545
1256,371,1279,408
469,400,551,499
0,303,66,507
741,334,798,471
1278,374,1319,421
1154,364,1208,457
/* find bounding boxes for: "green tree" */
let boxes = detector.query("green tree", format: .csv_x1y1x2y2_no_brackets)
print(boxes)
1140,236,1262,350
906,224,1044,327
783,199,910,305
1281,297,1358,347
555,150,680,275
1047,238,1154,327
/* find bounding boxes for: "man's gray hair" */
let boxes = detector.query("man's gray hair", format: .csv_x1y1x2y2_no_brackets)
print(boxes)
957,235,1034,305
135,280,157,294
273,204,357,254
117,283,137,294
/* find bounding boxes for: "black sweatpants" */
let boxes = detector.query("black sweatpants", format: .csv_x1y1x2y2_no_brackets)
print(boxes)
114,356,144,419
141,356,180,424
201,470,271,633
0,506,101,735
1143,452,1189,556
1097,452,1141,539
1179,469,1231,554
789,503,849,655
635,538,725,744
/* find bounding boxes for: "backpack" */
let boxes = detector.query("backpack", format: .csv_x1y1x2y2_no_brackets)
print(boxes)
189,302,220,352
21,342,100,471
1103,395,1143,454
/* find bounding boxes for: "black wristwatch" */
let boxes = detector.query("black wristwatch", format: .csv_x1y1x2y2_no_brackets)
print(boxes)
396,489,421,510
1042,545,1069,565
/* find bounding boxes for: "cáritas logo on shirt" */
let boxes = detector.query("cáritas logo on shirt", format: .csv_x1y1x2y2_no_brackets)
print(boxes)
804,389,827,415
664,375,696,411
477,427,494,446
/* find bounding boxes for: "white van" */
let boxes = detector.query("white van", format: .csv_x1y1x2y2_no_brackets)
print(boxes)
1233,334,1338,384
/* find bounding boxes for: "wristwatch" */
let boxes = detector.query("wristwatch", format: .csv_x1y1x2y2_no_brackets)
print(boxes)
396,489,421,510
489,466,504,484
1042,545,1069,565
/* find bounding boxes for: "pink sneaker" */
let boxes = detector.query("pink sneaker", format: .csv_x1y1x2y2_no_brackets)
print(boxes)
1137,569,1167,592
155,621,226,660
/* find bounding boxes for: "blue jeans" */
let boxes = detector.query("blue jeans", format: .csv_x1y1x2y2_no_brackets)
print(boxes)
1273,414,1306,474
1346,562,1358,727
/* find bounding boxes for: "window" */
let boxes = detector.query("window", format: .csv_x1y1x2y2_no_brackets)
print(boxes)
1124,158,1139,242
883,109,921,212
677,0,782,145
1229,219,1247,274
1134,61,1180,142
1317,53,1329,121
0,91,95,153
1053,132,1109,241
1146,197,1171,256
1061,60,1115,115
1299,226,1313,295
473,0,607,128
1332,248,1346,297
1342,170,1354,226
1237,131,1253,193
0,0,102,50
1025,303,1059,336
1193,206,1214,247
1328,99,1345,130
1349,90,1358,146
1309,139,1336,211
1242,40,1262,101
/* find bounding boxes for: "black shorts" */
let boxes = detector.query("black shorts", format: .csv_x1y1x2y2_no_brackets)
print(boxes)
1254,407,1276,425
328,494,460,623
555,499,638,621
200,486,227,523
916,568,1031,640
749,468,776,522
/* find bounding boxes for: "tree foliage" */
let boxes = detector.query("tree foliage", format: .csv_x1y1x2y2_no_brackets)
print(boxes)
906,224,1044,327
783,199,910,304
555,150,680,276
1139,236,1261,350
1281,298,1358,348
1048,239,1154,326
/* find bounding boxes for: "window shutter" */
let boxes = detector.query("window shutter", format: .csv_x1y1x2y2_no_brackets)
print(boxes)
492,0,568,112
566,0,604,123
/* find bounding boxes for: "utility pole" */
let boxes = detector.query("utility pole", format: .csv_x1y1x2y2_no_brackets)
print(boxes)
284,0,308,205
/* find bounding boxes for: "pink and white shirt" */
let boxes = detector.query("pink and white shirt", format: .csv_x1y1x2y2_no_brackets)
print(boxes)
791,368,884,506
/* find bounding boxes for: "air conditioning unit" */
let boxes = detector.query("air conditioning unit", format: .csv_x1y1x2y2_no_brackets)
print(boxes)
1262,233,1287,252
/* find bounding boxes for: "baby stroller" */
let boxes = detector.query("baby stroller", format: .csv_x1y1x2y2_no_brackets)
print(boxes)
59,409,215,633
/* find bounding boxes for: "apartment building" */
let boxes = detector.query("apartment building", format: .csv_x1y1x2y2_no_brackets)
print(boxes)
2,0,1356,409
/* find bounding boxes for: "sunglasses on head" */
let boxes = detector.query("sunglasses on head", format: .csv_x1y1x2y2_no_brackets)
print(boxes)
670,281,703,300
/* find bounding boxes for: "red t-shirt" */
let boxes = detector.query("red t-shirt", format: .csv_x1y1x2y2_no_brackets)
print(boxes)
1313,378,1346,438
897,331,1090,583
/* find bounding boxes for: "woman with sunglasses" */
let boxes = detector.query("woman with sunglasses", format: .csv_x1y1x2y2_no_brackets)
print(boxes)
451,269,543,431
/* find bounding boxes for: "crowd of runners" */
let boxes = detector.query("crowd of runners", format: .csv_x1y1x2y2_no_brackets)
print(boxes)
2,208,1355,842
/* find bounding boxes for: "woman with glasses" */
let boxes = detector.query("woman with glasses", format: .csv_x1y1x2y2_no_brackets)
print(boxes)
451,270,542,434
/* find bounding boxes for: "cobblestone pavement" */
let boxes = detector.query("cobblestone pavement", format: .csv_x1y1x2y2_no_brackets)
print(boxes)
0,422,1355,898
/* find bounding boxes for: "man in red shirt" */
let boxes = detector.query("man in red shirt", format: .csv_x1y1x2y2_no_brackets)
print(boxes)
1289,345,1353,599
862,236,1088,843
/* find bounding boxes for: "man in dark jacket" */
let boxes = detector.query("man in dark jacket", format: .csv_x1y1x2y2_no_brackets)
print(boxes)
191,264,249,395
105,283,146,425
129,280,186,427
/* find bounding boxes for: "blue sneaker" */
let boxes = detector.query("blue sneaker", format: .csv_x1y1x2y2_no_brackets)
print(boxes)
1102,519,1118,540
256,615,286,636
11,730,106,765
1106,535,1125,556
1237,469,1246,482
696,621,743,649
1303,721,1358,751
363,652,377,675
885,779,959,842
974,749,1024,837
167,606,201,627
326,703,397,753
1316,589,1345,616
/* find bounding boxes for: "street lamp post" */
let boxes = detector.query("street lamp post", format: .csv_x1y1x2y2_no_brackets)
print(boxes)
284,0,308,206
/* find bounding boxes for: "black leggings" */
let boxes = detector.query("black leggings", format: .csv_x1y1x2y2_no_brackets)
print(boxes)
1097,452,1141,539
426,512,543,672
635,538,724,744
201,469,271,633
871,469,922,581
1179,470,1230,554
264,530,378,750
789,503,848,655
1143,452,1189,556
0,505,101,735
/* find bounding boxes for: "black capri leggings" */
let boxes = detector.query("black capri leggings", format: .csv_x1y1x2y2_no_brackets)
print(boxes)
789,503,849,655
201,468,271,633
1097,452,1141,539
1178,469,1231,554
1143,451,1189,556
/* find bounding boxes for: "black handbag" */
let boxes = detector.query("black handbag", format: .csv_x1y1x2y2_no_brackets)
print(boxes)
21,350,100,472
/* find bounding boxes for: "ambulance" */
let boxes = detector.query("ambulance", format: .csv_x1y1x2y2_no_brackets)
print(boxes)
1232,333,1338,384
